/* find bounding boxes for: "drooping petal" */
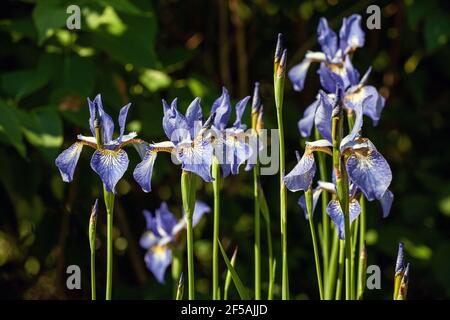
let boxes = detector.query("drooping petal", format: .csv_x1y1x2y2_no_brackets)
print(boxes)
133,149,157,193
155,202,178,238
284,152,316,192
88,94,114,144
90,148,129,193
232,96,251,129
317,17,338,61
317,63,344,93
298,98,320,138
139,230,160,250
345,85,384,126
178,139,214,182
211,87,231,130
339,14,365,54
340,100,363,150
289,57,312,92
55,142,84,182
346,140,392,201
327,198,361,240
298,188,323,220
118,103,131,142
379,189,394,218
144,245,172,284
315,91,334,143
185,97,203,137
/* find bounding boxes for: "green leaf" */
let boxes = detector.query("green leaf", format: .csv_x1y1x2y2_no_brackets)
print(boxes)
218,240,249,300
258,184,270,224
139,69,171,92
97,0,143,15
32,0,68,45
424,13,450,51
2,70,49,101
62,55,95,96
0,99,26,157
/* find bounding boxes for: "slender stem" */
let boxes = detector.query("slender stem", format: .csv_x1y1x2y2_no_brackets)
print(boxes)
326,229,339,299
357,195,367,299
181,171,197,300
305,189,324,299
212,158,221,300
89,202,97,301
314,128,329,292
103,186,115,300
90,250,96,300
335,240,345,300
350,217,359,299
253,163,261,299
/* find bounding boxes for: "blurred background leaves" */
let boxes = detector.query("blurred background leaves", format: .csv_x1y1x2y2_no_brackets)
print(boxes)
0,0,449,299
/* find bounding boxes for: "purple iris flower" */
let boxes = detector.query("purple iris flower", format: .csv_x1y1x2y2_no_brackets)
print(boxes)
140,201,210,283
55,94,138,193
289,14,365,92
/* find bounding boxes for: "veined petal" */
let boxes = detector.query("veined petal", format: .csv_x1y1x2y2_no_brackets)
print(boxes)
288,57,312,92
298,188,323,220
55,142,84,182
379,189,394,218
317,17,338,61
284,152,316,192
118,103,131,142
133,149,157,193
343,56,360,87
340,100,363,150
327,198,361,240
162,99,189,144
88,94,114,144
232,96,250,129
346,141,392,201
178,139,214,182
317,63,344,93
186,97,203,137
155,202,177,238
298,97,320,138
211,87,231,130
90,148,129,193
339,14,365,54
315,91,334,143
345,85,384,126
144,245,172,284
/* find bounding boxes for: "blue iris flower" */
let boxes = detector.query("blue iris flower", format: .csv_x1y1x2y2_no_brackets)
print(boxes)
289,14,365,92
55,94,138,193
140,201,210,283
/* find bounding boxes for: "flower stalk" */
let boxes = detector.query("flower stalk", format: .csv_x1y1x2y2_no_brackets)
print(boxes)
103,185,115,300
212,157,221,300
89,199,98,300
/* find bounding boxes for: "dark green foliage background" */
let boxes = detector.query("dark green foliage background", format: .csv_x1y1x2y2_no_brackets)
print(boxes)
0,0,449,299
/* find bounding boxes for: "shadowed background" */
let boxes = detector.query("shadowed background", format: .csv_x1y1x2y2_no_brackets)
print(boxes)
0,0,449,299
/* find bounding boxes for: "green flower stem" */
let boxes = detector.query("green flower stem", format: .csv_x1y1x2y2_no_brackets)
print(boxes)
89,205,97,301
314,128,330,291
357,195,367,299
326,227,339,299
172,248,182,299
335,240,345,300
274,55,288,300
253,162,261,300
181,171,197,300
350,217,359,299
103,185,115,300
212,158,221,300
258,184,274,300
305,188,324,299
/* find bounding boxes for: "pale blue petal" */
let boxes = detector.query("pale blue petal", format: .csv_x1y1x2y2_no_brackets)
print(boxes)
298,98,319,138
284,153,316,192
339,14,365,54
118,103,131,142
144,246,172,284
90,149,129,193
315,91,334,143
133,150,157,193
317,17,338,60
379,189,394,218
211,87,231,130
327,199,361,240
289,57,312,92
55,142,83,182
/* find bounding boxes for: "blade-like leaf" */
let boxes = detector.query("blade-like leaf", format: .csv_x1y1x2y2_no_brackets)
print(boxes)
218,240,249,300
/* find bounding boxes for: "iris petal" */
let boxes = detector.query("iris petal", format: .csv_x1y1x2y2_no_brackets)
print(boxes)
298,188,323,220
284,153,316,192
192,200,211,227
327,198,361,240
185,97,203,137
118,103,131,142
315,91,334,143
139,230,160,249
133,150,157,193
339,14,365,54
143,209,158,233
178,139,214,182
317,63,344,93
232,96,250,129
55,142,83,182
317,17,338,61
88,94,114,144
298,98,320,138
155,202,178,238
90,148,129,193
211,87,231,130
380,189,394,218
144,246,172,284
288,57,312,92
346,142,392,201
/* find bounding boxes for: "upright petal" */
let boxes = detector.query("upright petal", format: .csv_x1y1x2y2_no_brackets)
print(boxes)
88,94,114,144
340,101,363,150
317,17,338,60
284,152,316,192
289,57,312,92
162,99,189,144
155,202,178,238
90,148,129,193
298,98,320,138
143,209,158,232
298,187,323,220
118,103,131,142
133,149,157,193
339,14,365,54
327,198,361,240
232,96,251,129
186,97,203,137
317,63,344,93
55,142,84,182
144,246,172,284
379,189,394,218
211,87,231,131
192,200,211,227
315,91,334,143
346,140,392,201
343,56,360,87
